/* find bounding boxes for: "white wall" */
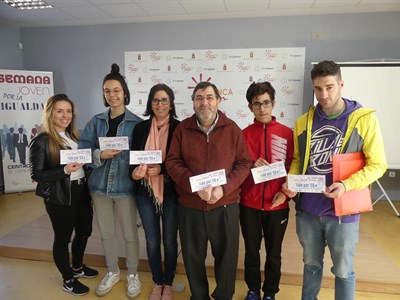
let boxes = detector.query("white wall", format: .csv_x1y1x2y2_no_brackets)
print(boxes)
1,11,399,198
19,12,400,129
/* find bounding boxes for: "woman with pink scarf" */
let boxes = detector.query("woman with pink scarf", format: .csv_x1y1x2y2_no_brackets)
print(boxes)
130,84,180,300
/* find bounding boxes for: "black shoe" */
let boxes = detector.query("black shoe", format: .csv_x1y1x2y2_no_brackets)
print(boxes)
72,264,99,278
63,278,89,296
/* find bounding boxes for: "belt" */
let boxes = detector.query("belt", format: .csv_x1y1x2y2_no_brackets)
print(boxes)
71,177,87,185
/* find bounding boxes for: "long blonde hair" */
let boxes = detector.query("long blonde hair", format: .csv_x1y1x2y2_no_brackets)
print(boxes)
42,94,80,165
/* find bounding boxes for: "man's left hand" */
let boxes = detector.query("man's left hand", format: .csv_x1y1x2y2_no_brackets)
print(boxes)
323,182,346,199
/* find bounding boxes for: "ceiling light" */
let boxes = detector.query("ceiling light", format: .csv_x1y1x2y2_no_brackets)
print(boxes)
1,0,53,10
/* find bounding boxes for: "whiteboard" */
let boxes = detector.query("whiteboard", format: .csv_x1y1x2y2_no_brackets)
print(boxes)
313,62,400,169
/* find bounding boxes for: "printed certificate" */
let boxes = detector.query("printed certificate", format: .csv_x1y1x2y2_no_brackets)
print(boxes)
189,169,227,192
287,174,326,193
99,136,129,150
129,150,162,165
60,149,92,164
251,161,287,184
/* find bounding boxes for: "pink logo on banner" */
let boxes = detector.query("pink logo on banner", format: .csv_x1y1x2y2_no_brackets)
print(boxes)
264,74,277,82
281,85,295,96
236,109,249,119
180,109,192,118
205,50,218,61
151,75,162,84
187,73,212,89
150,52,162,62
265,49,278,60
171,86,180,95
237,62,250,72
181,63,193,73
128,64,140,73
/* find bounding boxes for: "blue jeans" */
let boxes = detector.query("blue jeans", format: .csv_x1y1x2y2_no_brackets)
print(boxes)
136,183,178,285
296,210,359,300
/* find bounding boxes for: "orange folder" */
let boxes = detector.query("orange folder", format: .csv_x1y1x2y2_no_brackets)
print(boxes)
332,152,372,216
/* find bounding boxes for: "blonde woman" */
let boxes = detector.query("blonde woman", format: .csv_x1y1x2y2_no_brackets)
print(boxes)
29,94,97,296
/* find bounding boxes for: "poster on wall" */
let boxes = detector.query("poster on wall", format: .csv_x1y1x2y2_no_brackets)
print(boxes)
0,69,54,193
125,47,305,129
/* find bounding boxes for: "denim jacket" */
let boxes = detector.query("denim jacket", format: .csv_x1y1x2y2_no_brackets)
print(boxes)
78,108,142,197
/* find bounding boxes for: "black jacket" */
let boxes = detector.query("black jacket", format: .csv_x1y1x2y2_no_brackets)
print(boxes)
29,132,72,206
130,115,180,196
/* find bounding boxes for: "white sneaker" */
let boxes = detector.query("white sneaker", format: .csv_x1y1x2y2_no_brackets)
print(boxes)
126,273,142,299
96,270,120,297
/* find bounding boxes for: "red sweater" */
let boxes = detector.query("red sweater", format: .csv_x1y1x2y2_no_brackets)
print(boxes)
240,118,294,211
166,111,252,211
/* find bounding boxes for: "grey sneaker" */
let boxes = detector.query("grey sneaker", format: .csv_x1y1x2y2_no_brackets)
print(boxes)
96,270,120,296
127,273,141,299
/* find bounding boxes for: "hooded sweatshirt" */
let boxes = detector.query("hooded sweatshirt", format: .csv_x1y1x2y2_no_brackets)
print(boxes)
290,98,387,223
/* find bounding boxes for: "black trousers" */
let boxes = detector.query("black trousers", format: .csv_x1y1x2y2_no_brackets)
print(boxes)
239,204,289,297
45,181,93,281
179,203,239,300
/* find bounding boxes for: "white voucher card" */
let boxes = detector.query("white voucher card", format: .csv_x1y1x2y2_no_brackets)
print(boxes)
129,150,162,165
189,169,227,192
99,136,129,151
251,161,287,184
287,174,326,193
60,149,92,164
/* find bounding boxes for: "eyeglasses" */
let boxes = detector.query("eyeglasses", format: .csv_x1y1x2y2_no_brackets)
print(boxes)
151,98,170,106
251,100,273,109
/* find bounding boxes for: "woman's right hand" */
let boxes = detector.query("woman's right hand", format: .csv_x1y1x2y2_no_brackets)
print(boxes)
64,163,84,174
100,149,122,160
132,164,147,180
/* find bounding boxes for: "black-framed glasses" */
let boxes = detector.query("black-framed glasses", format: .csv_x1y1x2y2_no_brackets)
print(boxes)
151,98,170,106
251,100,273,109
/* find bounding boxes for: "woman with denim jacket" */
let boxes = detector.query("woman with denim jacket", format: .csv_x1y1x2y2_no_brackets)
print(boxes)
29,94,98,296
130,84,180,300
78,64,143,299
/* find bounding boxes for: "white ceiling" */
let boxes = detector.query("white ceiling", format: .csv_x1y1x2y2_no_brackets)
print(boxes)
0,0,399,28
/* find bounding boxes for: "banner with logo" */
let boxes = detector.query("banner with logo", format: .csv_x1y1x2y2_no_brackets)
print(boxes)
125,48,305,129
0,69,54,193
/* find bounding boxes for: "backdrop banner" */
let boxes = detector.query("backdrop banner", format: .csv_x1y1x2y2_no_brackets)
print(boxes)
125,47,305,129
0,69,54,193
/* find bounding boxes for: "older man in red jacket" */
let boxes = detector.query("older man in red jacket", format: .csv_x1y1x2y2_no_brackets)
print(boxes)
166,81,252,300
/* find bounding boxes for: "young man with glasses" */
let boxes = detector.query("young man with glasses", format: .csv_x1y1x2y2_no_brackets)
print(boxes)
240,81,294,300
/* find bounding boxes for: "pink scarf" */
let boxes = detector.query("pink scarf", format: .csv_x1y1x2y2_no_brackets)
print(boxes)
144,115,169,210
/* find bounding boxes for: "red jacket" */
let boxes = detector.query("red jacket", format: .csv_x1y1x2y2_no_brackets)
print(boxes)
240,117,294,211
166,111,252,211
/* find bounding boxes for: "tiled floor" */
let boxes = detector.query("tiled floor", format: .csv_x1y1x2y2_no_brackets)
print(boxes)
1,191,399,299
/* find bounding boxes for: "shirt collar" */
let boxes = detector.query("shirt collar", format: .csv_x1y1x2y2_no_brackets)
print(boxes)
196,112,219,135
